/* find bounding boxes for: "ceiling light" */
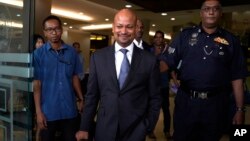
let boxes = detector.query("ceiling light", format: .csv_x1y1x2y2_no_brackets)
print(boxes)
79,12,84,15
82,24,112,30
170,18,175,21
0,0,23,7
125,5,132,8
149,31,155,36
105,18,109,21
51,8,93,21
96,36,103,40
161,13,167,16
16,14,21,17
90,35,96,40
152,24,156,27
63,22,67,25
69,26,73,29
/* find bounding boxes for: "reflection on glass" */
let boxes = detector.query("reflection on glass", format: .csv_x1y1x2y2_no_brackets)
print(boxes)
0,0,23,8
0,3,24,53
0,0,32,141
0,87,7,112
0,82,11,119
0,124,7,141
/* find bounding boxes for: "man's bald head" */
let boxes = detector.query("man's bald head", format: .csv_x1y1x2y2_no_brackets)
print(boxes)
112,9,138,47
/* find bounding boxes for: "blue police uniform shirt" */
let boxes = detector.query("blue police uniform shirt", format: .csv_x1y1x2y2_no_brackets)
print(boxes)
33,42,83,121
163,25,247,91
150,47,169,88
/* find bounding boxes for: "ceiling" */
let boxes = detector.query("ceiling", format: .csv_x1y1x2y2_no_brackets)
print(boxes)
126,0,250,12
52,0,250,38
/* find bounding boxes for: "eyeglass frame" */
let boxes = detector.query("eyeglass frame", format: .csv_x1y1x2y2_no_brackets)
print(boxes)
201,6,221,13
44,27,62,34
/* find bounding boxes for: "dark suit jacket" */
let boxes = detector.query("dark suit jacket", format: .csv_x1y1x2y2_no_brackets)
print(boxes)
141,40,151,52
80,44,161,141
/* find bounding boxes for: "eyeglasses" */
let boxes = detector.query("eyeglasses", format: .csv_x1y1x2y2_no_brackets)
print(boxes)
201,6,221,13
44,27,62,34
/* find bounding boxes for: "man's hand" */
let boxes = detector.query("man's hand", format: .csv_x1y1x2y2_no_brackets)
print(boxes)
232,111,245,125
77,100,84,113
36,112,47,130
75,131,89,141
159,60,169,72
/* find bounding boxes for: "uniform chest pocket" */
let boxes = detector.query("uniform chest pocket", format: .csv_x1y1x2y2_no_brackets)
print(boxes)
212,44,230,63
65,63,74,76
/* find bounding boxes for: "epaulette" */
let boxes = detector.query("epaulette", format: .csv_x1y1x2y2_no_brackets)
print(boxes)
180,25,197,32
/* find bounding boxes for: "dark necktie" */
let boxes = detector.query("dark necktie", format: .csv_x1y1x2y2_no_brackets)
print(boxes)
119,49,130,89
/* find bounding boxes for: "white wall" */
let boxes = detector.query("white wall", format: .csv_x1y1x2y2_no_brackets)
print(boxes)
62,29,91,73
35,0,52,35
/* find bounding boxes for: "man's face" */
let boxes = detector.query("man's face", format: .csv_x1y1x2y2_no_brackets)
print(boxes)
154,33,164,46
200,0,222,28
112,10,137,47
135,20,144,40
73,44,81,53
43,19,62,43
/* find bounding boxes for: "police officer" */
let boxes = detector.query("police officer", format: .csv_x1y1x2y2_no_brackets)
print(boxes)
162,0,247,141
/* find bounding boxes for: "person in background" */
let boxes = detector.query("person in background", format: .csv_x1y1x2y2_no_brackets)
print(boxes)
72,41,89,139
34,34,45,49
75,8,161,141
133,18,151,51
72,42,85,95
163,0,247,140
33,15,84,141
33,34,45,141
149,30,172,140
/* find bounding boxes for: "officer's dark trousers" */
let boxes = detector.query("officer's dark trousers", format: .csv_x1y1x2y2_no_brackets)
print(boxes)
40,116,78,141
161,87,171,133
173,89,230,141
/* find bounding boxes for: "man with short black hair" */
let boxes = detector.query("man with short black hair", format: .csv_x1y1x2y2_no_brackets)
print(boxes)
133,19,151,51
33,15,84,141
163,0,247,140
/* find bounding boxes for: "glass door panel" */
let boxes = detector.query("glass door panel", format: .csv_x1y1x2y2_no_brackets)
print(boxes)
0,1,33,141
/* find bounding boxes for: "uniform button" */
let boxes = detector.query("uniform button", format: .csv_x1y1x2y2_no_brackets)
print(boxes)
219,52,224,55
220,47,222,49
203,57,206,60
205,45,208,48
59,82,62,85
207,35,209,38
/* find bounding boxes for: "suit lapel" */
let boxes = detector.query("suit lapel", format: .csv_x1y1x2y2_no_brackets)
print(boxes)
106,45,120,89
120,45,142,91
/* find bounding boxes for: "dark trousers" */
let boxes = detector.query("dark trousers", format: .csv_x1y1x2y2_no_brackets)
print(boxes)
40,116,78,141
173,89,230,141
161,87,171,133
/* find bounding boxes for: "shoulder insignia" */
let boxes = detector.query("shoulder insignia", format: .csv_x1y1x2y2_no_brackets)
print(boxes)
168,46,175,54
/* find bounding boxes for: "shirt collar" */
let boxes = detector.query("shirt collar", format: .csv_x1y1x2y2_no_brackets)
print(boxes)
115,42,134,55
133,39,143,47
46,42,67,51
198,23,222,35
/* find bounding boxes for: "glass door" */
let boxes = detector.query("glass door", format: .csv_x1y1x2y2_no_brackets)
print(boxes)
0,0,33,141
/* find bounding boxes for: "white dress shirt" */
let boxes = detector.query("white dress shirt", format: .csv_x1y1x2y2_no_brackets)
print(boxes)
115,42,133,78
133,39,144,50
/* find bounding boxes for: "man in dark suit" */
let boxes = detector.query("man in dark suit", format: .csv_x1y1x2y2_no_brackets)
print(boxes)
133,18,151,52
75,9,161,141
